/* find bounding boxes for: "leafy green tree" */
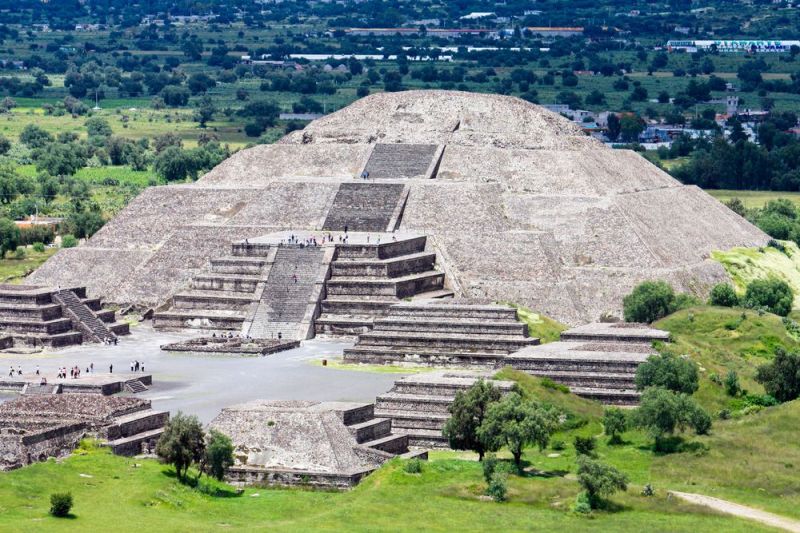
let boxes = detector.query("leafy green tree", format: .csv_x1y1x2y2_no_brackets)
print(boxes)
154,146,197,182
66,209,105,239
156,412,206,481
709,283,739,307
20,124,53,148
619,113,645,141
0,134,10,155
576,457,628,509
34,143,87,176
744,278,793,316
724,370,741,397
194,95,216,128
623,281,676,323
631,388,711,451
573,435,596,457
635,352,699,394
477,392,558,469
61,234,78,248
0,217,21,257
442,379,502,460
602,407,627,444
755,347,800,402
202,429,235,481
85,117,112,138
606,113,621,141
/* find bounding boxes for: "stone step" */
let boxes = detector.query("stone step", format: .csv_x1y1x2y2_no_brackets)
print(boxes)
320,297,397,315
109,322,131,336
392,377,515,397
343,345,505,367
334,236,427,260
355,331,538,353
331,252,436,278
322,182,406,232
569,387,641,406
0,289,53,305
399,449,430,460
325,271,445,298
172,290,253,311
191,273,262,293
0,317,73,334
525,370,637,389
372,317,527,336
0,303,62,321
153,310,246,330
410,289,455,300
95,309,116,323
315,315,374,335
106,409,168,440
361,433,408,454
393,428,449,448
81,297,102,311
124,379,149,393
363,144,438,180
211,256,268,275
376,392,455,414
508,355,644,374
373,409,450,431
389,302,518,320
105,427,165,456
336,402,374,425
11,331,84,348
347,417,392,444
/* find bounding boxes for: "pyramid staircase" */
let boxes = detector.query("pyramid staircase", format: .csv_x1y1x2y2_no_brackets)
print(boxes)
102,404,169,456
338,402,426,458
362,143,440,180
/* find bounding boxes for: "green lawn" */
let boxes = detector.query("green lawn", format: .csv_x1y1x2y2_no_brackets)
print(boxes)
0,247,57,283
706,189,800,209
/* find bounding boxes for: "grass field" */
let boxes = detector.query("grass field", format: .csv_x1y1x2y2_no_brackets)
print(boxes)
0,247,57,283
706,189,800,209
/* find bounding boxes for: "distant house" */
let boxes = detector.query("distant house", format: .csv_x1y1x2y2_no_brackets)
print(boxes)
14,216,63,231
527,27,584,37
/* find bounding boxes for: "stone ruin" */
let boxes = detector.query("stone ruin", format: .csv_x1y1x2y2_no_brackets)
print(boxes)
26,91,769,327
0,284,129,349
0,394,168,470
208,400,426,488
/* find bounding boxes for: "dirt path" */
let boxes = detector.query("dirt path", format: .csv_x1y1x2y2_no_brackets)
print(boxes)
670,491,800,532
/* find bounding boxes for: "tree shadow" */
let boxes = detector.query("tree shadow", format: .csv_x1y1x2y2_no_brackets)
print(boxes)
160,467,242,498
594,498,630,513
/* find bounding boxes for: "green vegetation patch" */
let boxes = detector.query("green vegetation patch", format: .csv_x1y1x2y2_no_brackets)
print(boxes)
712,242,800,308
504,304,567,344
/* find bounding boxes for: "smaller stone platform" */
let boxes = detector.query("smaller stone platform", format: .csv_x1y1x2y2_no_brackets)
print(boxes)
160,336,300,355
0,372,151,396
209,400,426,489
375,371,516,448
507,322,668,405
0,394,168,470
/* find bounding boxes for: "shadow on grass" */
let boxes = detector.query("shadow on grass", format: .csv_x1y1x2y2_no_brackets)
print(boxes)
160,468,243,498
51,514,78,520
637,436,709,456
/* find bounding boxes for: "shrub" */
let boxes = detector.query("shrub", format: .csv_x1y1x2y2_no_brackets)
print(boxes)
635,352,699,394
486,471,508,502
623,281,676,323
755,347,800,402
61,234,78,248
576,457,628,509
573,435,596,457
709,283,739,307
724,370,741,397
404,458,423,474
13,246,25,259
32,242,46,253
550,440,566,451
602,407,627,444
482,454,499,483
573,491,592,514
641,483,655,497
540,377,569,393
744,278,793,316
49,492,73,517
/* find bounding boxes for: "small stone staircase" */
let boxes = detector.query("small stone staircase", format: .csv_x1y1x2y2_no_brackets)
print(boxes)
103,405,169,456
362,144,439,179
322,182,407,232
124,379,148,393
338,402,422,456
21,382,61,395
53,289,115,343
316,235,453,335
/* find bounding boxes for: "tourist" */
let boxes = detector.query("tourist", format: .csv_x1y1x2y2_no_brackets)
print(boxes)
135,360,140,372
344,224,349,234
141,362,145,372
114,337,118,345
90,363,93,373
40,377,46,386
130,361,134,372
35,365,39,376
17,366,22,376
109,364,113,373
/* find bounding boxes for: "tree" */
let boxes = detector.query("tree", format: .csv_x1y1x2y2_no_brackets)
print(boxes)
85,117,112,138
709,283,739,307
602,407,627,444
156,412,206,481
635,352,699,395
202,429,235,481
631,388,711,451
623,281,676,323
744,278,793,316
755,347,800,402
619,113,645,142
576,457,628,509
477,392,558,469
442,379,502,460
154,146,197,182
0,135,10,156
19,124,53,148
194,95,216,128
34,143,87,176
606,113,621,141
0,217,21,257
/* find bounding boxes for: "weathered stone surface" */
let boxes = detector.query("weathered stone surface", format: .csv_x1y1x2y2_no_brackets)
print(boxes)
28,91,768,324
